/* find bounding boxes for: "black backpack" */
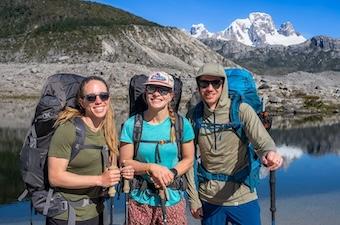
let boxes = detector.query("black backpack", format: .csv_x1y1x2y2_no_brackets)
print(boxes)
128,74,186,190
128,74,182,117
18,74,110,223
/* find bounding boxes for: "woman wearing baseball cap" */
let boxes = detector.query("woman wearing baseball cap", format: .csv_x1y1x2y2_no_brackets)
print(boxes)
119,71,195,225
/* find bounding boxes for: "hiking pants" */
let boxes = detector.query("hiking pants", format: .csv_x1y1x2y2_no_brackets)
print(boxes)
46,213,103,225
201,199,261,225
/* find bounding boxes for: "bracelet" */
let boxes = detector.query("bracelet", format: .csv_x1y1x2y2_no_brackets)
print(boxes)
170,168,178,178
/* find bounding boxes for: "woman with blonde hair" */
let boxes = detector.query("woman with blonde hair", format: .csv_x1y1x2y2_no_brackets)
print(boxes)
120,71,195,225
47,76,134,225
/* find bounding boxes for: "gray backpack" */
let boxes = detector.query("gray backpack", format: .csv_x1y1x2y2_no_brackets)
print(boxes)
18,74,109,225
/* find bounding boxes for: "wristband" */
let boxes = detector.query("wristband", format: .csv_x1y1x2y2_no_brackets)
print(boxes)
170,168,178,178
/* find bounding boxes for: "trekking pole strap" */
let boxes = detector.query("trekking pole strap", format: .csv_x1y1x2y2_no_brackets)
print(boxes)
17,189,29,201
101,145,110,169
43,188,54,215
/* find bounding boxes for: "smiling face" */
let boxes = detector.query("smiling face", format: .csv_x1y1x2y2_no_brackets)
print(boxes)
145,84,173,111
197,75,224,109
80,79,110,121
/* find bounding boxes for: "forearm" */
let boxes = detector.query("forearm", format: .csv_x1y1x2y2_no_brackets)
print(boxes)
185,165,202,210
120,142,150,175
49,170,102,189
173,157,194,176
174,140,194,176
48,156,120,189
122,159,151,175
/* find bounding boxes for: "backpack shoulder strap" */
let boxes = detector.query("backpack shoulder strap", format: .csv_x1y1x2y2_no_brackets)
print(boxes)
192,101,204,145
133,113,143,159
174,112,183,160
229,94,247,143
70,117,104,162
70,117,86,161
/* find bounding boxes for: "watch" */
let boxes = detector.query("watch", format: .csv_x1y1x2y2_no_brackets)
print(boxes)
170,168,178,178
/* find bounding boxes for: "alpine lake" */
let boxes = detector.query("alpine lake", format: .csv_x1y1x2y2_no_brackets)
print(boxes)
0,98,340,225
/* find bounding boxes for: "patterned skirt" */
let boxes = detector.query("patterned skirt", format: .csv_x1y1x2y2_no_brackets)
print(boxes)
128,198,187,225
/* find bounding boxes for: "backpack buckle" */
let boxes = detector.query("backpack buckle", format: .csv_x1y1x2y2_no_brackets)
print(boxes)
61,201,68,211
159,140,166,144
81,198,90,207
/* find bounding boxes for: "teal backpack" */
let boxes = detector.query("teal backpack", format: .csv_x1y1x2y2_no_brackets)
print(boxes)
192,67,272,192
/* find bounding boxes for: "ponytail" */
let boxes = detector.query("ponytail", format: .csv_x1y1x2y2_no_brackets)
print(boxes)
168,101,176,143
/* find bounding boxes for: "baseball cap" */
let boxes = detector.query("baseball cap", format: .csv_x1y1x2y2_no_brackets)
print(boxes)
144,71,174,89
197,63,225,78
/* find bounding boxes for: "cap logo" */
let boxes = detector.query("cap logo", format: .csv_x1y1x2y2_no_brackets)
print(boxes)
150,72,166,81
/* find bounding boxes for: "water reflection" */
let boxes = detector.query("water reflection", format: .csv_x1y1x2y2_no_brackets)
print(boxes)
1,113,340,204
270,123,340,155
0,128,26,204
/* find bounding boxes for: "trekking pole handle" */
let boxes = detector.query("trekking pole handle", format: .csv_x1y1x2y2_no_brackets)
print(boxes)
108,155,118,197
123,179,130,194
108,168,117,197
159,187,169,201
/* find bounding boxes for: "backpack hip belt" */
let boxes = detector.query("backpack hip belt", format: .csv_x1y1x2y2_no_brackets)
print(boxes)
55,192,103,225
197,144,261,193
197,163,249,184
131,175,186,193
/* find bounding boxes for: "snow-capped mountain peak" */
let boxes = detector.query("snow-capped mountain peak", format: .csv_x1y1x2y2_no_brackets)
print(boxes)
278,21,298,36
190,23,213,39
189,12,306,47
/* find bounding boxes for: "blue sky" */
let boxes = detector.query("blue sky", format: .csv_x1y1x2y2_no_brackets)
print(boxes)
93,0,340,38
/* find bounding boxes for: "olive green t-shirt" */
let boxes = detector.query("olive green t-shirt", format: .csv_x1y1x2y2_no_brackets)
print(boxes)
48,120,106,221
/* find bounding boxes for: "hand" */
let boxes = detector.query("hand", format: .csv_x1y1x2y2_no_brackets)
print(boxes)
120,165,135,180
100,167,121,188
148,164,174,189
191,207,203,219
262,150,283,170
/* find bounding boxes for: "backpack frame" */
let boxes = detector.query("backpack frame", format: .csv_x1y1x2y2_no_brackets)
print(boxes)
192,67,270,192
18,74,109,224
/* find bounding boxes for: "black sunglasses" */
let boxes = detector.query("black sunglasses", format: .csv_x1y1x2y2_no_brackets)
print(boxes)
197,79,224,89
145,85,172,96
83,92,110,102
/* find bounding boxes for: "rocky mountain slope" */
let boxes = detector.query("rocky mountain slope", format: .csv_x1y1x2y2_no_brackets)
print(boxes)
202,36,340,75
0,0,339,124
0,0,234,70
0,0,158,37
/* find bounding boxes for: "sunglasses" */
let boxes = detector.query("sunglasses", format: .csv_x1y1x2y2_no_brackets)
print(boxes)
83,92,110,102
145,85,172,96
197,79,224,89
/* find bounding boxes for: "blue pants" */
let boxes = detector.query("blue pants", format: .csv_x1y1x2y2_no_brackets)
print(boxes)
201,200,261,225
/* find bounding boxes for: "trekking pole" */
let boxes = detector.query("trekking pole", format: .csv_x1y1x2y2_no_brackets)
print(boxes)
108,182,116,225
123,179,130,225
108,156,117,225
269,170,276,225
262,97,276,225
159,188,168,225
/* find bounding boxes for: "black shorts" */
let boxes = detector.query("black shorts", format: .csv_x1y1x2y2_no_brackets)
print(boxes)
46,213,103,225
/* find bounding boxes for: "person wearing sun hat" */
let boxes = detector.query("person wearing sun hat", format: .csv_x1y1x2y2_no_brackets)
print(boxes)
119,71,195,225
185,63,283,225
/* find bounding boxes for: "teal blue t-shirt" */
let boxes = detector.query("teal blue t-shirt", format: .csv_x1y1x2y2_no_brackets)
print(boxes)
120,115,194,206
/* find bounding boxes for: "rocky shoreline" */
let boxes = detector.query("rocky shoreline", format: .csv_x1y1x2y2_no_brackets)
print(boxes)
0,62,339,128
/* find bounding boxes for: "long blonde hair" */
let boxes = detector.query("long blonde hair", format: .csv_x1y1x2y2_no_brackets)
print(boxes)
168,101,177,143
55,76,119,156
